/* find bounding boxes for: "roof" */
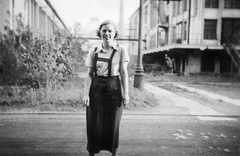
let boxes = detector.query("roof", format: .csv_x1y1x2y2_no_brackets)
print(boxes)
35,0,67,29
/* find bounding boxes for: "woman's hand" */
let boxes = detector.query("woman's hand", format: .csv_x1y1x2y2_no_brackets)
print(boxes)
83,95,90,106
122,93,130,106
83,67,93,107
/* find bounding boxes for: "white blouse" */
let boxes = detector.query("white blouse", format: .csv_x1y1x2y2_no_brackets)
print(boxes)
85,43,130,77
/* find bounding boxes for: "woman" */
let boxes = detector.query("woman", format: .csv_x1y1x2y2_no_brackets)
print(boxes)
83,20,130,156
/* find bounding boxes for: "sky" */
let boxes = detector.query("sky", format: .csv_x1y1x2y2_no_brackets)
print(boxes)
49,0,139,29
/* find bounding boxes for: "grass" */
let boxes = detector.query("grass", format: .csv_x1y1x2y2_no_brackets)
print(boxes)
145,71,240,83
0,74,159,113
145,71,240,100
0,76,85,112
1,69,239,113
128,80,158,110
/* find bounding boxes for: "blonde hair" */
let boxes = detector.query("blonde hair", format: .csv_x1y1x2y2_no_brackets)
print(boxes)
96,20,119,39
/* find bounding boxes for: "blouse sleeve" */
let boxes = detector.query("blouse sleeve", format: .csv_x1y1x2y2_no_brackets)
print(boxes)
85,47,95,68
120,45,130,63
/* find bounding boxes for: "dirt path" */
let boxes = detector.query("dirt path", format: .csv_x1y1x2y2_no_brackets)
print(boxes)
151,81,240,100
152,82,240,116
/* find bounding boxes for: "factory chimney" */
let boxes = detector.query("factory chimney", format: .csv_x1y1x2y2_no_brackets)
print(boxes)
118,0,124,37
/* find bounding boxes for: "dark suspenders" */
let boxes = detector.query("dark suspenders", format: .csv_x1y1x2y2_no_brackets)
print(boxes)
94,48,117,77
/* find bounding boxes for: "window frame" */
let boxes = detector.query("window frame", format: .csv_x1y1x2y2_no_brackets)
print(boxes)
144,5,148,24
182,0,188,12
177,1,181,15
205,0,219,8
173,2,176,16
204,19,217,40
183,21,187,40
224,0,240,9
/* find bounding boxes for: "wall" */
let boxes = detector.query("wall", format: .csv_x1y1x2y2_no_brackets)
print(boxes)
189,0,204,45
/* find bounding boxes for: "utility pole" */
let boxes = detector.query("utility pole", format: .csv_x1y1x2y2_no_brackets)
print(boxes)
133,0,144,89
187,0,191,44
118,0,124,37
133,0,182,89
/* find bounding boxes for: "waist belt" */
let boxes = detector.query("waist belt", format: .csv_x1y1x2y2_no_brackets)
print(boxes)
95,75,119,79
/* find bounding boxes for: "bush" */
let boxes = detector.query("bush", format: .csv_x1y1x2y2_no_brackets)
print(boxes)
0,29,27,85
0,17,85,88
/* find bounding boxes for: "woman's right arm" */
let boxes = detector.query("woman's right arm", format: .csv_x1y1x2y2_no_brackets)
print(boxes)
83,67,94,106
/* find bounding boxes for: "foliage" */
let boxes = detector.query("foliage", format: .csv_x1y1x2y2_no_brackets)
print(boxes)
0,76,85,112
0,14,85,88
0,29,26,85
0,78,160,112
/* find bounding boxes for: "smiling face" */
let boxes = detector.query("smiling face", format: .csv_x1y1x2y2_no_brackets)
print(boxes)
100,24,115,43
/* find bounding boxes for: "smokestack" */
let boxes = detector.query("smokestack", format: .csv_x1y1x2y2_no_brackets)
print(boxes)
118,0,124,37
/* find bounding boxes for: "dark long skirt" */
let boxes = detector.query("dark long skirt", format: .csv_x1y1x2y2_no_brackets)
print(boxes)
86,76,122,153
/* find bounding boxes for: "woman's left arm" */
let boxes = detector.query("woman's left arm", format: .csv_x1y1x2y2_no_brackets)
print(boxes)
120,62,129,106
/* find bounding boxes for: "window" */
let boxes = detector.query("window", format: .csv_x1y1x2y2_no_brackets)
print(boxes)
144,5,148,24
183,0,188,12
183,21,187,40
129,21,133,39
234,19,240,36
144,34,147,49
205,0,219,8
177,1,181,15
157,29,162,47
173,2,176,16
204,20,217,39
224,0,240,8
134,17,138,38
150,36,153,48
33,2,37,32
173,26,176,43
222,19,240,37
176,23,182,43
150,5,158,28
29,0,37,32
153,34,156,48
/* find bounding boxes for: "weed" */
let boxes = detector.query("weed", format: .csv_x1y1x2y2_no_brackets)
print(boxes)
0,75,159,112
